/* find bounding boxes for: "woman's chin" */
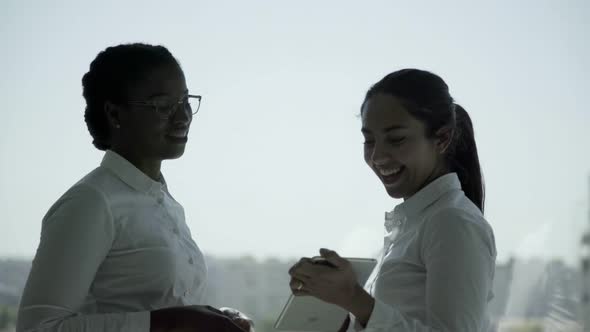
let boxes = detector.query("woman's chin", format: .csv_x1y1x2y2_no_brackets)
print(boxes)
160,146,187,160
385,186,405,199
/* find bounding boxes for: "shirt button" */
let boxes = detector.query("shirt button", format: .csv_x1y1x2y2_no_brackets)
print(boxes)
173,228,179,235
189,257,194,265
157,197,164,204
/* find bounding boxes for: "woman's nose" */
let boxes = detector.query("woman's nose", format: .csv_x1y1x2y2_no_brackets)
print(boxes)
171,105,192,126
370,142,391,165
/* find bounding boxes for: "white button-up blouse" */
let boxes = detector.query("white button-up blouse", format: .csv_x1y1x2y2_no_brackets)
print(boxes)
350,173,497,332
17,150,207,332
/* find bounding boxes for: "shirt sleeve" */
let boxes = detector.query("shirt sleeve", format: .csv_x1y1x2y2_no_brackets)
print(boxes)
16,184,151,332
357,208,496,332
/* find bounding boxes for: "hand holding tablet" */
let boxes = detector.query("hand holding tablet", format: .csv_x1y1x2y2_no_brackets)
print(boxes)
276,249,377,331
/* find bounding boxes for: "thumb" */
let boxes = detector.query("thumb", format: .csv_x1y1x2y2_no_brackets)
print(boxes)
319,248,346,267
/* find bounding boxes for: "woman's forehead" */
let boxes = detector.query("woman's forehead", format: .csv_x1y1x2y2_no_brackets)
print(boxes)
127,65,187,99
361,94,415,132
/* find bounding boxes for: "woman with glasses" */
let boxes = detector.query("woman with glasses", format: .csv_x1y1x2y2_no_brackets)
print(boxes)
17,43,249,332
288,69,496,332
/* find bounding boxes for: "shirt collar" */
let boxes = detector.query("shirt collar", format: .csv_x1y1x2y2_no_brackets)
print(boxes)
385,172,461,232
100,150,166,193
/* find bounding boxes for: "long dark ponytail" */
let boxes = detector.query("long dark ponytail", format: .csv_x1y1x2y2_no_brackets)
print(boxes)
363,69,485,212
449,103,484,212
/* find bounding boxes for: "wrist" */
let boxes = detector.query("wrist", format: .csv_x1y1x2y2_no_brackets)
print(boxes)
345,284,375,327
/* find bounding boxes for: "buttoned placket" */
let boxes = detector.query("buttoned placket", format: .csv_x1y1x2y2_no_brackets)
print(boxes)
384,210,406,250
366,211,407,295
150,186,192,298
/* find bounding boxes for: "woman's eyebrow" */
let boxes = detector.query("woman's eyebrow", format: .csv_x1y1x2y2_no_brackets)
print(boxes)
361,125,407,134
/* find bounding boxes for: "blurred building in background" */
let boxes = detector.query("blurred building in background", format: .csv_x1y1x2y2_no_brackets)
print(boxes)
0,257,548,330
581,176,590,332
0,253,586,331
582,231,590,332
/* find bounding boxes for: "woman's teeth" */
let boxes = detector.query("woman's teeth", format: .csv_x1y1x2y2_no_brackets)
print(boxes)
379,167,402,176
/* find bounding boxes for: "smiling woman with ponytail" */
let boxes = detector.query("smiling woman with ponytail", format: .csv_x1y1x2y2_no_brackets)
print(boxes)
289,69,496,332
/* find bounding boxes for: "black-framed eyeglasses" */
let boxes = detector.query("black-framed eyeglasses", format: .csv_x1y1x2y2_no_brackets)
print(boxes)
126,94,202,119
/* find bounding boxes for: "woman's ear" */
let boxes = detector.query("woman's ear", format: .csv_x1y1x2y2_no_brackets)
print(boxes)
104,101,121,129
435,126,454,154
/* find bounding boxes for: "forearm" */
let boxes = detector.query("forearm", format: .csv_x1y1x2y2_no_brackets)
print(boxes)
149,307,198,332
150,309,170,332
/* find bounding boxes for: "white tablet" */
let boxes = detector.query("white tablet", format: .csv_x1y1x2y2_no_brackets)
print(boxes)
274,257,378,332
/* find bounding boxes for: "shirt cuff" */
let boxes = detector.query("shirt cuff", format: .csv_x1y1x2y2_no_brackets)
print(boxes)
125,311,151,331
362,298,401,331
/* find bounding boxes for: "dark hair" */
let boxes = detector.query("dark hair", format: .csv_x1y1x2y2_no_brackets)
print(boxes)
82,43,181,151
362,69,485,212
